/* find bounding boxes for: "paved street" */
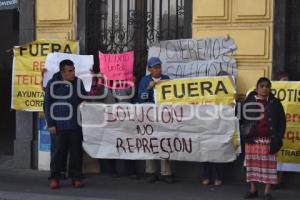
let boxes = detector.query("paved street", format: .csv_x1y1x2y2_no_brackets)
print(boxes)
0,169,299,200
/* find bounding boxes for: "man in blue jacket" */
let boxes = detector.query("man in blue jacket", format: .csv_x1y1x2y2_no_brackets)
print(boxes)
44,59,87,189
138,57,170,103
138,57,173,183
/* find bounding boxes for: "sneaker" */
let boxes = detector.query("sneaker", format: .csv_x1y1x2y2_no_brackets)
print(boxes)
49,179,59,189
263,193,272,200
244,191,258,199
214,179,222,186
202,179,210,185
161,175,174,184
146,174,158,183
72,180,83,188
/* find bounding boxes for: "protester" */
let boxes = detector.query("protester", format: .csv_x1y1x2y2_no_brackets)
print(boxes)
241,77,286,200
275,71,289,81
201,162,224,186
47,73,68,180
201,70,235,186
41,68,68,180
114,77,141,179
138,57,173,183
90,73,139,178
44,59,87,189
89,73,121,177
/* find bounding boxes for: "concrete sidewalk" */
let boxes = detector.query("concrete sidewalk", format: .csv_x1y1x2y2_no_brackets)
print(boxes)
0,169,299,200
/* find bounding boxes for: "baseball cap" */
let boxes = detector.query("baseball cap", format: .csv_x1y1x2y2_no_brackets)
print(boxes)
147,57,162,68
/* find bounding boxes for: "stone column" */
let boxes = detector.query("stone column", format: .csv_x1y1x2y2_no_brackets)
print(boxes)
14,0,35,169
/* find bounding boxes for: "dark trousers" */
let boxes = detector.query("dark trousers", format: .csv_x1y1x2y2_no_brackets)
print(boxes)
50,129,83,181
101,159,138,176
202,162,224,181
50,138,67,175
102,159,118,175
125,160,139,176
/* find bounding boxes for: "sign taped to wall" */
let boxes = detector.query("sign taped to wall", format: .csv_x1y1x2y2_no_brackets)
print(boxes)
11,40,78,111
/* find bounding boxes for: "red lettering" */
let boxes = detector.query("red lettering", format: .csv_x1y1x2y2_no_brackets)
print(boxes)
23,75,30,84
293,114,298,122
16,75,22,84
285,131,300,143
32,61,45,71
15,75,41,85
286,113,291,122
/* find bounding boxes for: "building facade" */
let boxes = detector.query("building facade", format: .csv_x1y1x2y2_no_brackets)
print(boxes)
1,0,300,182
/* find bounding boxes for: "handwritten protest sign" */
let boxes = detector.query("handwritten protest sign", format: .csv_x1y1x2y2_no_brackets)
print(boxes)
99,51,134,89
148,37,237,79
43,53,94,92
81,103,237,162
270,82,300,171
154,76,240,155
11,40,78,111
155,76,236,105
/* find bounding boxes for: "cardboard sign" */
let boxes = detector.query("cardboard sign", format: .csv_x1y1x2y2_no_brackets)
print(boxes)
99,51,134,89
148,37,237,79
155,76,236,105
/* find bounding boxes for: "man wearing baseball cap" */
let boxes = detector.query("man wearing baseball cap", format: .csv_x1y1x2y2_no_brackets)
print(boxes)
138,57,173,183
138,57,170,103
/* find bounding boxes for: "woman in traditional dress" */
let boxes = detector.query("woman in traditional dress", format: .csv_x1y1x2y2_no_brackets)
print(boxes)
242,77,286,200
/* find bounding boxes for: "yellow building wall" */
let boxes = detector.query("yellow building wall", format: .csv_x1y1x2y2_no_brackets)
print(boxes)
192,0,274,97
35,0,76,40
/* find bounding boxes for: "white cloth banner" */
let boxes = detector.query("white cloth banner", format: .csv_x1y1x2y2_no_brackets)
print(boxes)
148,37,237,79
277,163,300,172
81,103,237,162
43,53,94,92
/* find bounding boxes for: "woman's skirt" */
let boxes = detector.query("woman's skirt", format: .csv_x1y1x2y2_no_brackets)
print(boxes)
245,137,277,184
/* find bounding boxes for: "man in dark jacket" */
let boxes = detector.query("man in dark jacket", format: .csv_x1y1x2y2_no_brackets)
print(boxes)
44,59,87,189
